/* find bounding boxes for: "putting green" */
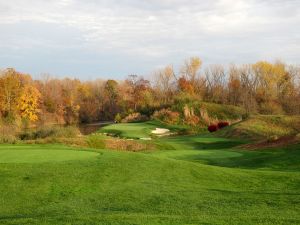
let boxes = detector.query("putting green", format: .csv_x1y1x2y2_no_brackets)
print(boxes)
0,146,99,163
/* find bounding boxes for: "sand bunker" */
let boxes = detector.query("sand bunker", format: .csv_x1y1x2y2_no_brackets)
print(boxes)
151,128,170,135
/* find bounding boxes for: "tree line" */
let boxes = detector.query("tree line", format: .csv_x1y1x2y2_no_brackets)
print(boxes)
1,57,300,127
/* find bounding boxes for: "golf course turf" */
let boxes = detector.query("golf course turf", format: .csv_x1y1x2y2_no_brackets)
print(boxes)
0,122,299,224
0,145,99,163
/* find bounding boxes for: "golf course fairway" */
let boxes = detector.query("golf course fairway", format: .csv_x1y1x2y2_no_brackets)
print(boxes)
0,132,299,225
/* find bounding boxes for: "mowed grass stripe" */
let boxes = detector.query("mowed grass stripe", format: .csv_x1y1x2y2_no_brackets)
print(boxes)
0,145,99,163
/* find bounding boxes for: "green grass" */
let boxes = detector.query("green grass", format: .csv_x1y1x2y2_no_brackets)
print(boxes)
172,95,247,121
0,145,99,163
99,121,188,139
218,115,300,140
0,122,299,224
152,135,300,171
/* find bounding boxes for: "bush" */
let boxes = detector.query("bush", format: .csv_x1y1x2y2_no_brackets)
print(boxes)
19,126,81,140
259,101,284,115
114,113,122,123
0,123,19,143
24,137,88,146
0,134,19,144
185,115,200,126
121,112,148,123
217,121,229,129
86,136,106,149
152,109,180,124
53,126,81,138
208,124,218,132
105,139,150,151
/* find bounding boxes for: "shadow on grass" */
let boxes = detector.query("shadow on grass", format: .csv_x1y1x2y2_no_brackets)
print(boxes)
192,140,244,150
198,143,300,171
166,136,246,150
160,135,300,171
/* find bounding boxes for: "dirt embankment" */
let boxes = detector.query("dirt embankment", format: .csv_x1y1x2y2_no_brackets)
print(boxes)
241,135,300,150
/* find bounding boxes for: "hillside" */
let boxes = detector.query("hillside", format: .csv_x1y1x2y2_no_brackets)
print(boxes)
217,115,300,140
169,100,247,127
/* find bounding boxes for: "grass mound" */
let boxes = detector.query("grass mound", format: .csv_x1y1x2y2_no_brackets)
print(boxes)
172,97,247,122
218,115,300,140
200,102,246,121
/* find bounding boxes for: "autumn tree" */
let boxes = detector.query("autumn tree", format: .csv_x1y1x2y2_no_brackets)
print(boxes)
104,79,119,119
153,65,176,105
18,85,41,122
1,58,300,129
278,65,300,114
181,57,202,84
126,75,151,111
76,81,106,123
0,69,22,121
179,57,202,95
252,61,290,114
61,79,81,125
228,65,242,106
204,64,227,103
178,77,194,95
239,65,259,113
39,77,65,124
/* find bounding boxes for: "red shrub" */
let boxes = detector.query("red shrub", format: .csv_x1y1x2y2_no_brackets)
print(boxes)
217,121,229,129
208,124,218,132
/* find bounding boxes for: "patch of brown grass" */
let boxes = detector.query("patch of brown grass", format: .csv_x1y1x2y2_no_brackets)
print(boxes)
241,135,300,150
104,138,154,152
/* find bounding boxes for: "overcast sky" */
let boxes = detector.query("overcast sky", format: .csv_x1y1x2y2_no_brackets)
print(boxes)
0,0,299,79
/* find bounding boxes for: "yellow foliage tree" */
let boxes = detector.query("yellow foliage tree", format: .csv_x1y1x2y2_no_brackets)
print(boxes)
18,85,41,122
0,69,22,119
181,57,202,83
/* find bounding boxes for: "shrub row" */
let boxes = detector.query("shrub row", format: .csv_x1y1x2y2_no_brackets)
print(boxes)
19,126,81,140
117,112,149,123
208,121,229,133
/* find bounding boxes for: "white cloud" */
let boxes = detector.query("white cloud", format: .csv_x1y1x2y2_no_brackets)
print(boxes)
0,0,299,78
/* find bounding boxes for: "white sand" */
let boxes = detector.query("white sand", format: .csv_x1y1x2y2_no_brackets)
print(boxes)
151,128,170,135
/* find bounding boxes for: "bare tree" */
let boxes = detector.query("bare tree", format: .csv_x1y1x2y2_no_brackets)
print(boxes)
204,64,226,103
153,65,176,105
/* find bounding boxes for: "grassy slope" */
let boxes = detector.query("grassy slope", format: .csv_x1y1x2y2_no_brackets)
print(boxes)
152,135,300,171
198,102,246,120
172,98,247,122
0,121,300,224
218,115,300,140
